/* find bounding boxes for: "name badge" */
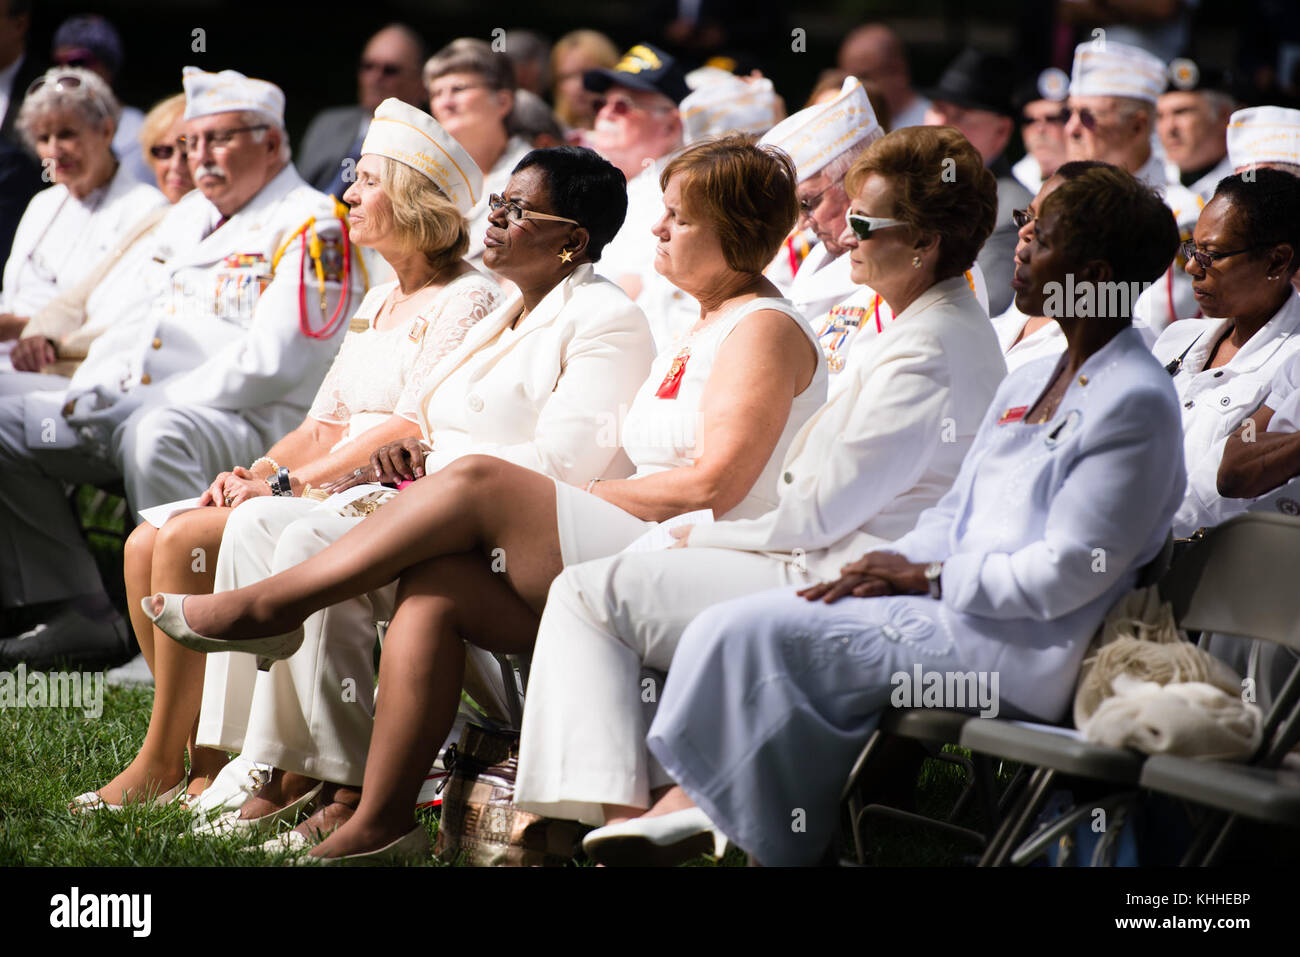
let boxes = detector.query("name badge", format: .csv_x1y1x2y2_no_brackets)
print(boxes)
409,316,428,343
998,405,1028,425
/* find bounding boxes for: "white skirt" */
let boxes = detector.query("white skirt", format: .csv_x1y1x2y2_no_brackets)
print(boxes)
552,479,655,566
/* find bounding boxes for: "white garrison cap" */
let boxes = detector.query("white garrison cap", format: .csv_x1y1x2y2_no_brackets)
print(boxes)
680,73,783,144
361,98,483,214
1227,106,1300,170
1069,40,1166,103
182,66,284,122
757,76,881,183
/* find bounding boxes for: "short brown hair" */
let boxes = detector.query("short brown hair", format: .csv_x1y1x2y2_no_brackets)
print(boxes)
1040,163,1180,287
424,37,515,91
660,134,799,274
845,126,997,281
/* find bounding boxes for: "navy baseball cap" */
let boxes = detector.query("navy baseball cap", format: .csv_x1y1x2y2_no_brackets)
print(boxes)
584,43,690,105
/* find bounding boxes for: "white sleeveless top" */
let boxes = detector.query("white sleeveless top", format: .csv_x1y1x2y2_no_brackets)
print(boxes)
621,296,827,521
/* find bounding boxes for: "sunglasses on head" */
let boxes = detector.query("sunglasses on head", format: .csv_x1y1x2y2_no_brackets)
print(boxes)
844,210,906,241
26,72,86,97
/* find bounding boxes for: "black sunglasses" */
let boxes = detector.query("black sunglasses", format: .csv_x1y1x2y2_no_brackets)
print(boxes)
149,142,188,160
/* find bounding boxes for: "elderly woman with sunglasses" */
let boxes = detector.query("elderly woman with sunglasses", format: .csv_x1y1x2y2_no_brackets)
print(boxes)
0,68,165,352
1152,168,1300,538
425,38,533,267
5,93,193,389
145,135,825,861
605,164,1187,868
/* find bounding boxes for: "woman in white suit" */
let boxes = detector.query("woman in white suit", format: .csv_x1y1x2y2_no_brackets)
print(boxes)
183,144,657,836
148,135,825,860
513,126,1009,829
586,163,1190,866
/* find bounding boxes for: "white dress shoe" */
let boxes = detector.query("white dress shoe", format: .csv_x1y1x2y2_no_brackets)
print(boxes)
313,825,431,866
204,781,323,837
69,779,185,815
582,807,729,866
142,593,303,671
187,756,274,827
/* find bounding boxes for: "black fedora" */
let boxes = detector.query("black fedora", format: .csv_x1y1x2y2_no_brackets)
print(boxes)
925,48,1016,118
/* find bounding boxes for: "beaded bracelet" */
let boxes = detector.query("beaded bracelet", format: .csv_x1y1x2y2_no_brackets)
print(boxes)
250,456,280,474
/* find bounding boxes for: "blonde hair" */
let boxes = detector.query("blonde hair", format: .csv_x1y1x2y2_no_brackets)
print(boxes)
137,92,186,166
377,155,469,270
550,29,618,128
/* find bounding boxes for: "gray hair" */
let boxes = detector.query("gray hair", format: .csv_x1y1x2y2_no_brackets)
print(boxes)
16,66,121,150
239,109,291,164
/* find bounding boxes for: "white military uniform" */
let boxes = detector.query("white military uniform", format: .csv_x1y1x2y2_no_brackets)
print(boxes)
1174,153,1234,205
514,276,1007,824
1132,151,1205,333
194,264,656,780
1152,291,1300,537
813,266,989,397
0,161,163,344
644,327,1186,865
0,163,361,610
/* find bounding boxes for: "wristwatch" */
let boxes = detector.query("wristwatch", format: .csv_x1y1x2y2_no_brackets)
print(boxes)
268,466,292,497
924,561,943,599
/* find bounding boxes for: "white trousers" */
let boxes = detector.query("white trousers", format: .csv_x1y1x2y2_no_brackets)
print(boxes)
0,390,262,608
194,496,515,786
514,545,808,825
194,497,390,785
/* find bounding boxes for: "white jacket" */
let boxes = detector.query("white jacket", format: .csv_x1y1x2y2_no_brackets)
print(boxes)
417,262,656,486
688,276,1007,580
1153,291,1300,536
49,164,364,447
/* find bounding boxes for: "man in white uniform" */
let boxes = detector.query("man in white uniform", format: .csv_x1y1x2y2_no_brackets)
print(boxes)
1157,59,1236,203
1064,39,1202,333
587,42,688,320
0,67,363,668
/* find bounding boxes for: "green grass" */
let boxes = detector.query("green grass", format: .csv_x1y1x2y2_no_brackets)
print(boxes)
0,488,994,866
0,678,1000,866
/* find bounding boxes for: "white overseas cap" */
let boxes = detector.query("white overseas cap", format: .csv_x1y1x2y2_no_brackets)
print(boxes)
680,72,783,144
1227,105,1300,171
757,76,880,183
361,98,483,214
182,66,284,122
1069,40,1166,104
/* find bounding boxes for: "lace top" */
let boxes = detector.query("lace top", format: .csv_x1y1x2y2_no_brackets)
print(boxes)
308,271,501,445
